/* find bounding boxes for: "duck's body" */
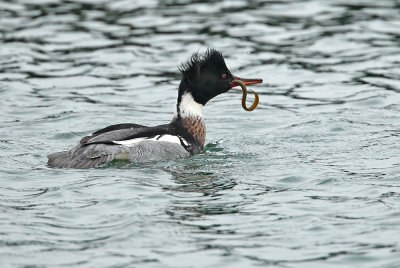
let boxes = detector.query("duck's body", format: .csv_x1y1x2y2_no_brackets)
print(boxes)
48,97,204,168
48,49,262,168
47,125,192,168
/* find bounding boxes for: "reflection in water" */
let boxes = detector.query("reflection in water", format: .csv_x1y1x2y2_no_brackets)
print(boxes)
1,0,400,267
166,176,239,221
161,151,239,220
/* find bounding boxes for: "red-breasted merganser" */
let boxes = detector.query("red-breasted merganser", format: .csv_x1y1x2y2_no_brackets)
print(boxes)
48,49,263,168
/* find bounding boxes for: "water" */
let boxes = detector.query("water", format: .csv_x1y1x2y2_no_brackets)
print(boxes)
1,0,400,267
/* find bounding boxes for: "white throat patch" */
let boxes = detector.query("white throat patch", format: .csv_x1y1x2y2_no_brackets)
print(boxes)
175,93,203,118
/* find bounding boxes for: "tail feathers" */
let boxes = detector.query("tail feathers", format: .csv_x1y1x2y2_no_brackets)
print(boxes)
47,151,70,168
47,144,117,169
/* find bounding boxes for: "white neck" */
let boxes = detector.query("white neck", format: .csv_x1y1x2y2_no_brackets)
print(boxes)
174,92,203,118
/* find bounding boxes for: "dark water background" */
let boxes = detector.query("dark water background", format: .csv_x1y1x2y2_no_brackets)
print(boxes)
1,0,400,267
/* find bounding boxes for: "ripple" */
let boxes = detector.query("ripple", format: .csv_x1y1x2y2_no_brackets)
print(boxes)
1,0,400,267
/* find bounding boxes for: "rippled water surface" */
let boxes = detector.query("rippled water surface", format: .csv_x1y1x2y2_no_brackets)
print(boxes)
1,0,400,267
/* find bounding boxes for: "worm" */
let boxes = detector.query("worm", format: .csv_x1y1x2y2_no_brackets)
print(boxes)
232,80,259,111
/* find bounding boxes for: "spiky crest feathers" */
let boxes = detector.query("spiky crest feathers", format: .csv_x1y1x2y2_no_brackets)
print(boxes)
178,48,226,78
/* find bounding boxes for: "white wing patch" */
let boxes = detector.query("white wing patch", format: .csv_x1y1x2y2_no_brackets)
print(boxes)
112,135,188,147
113,138,146,146
155,134,181,144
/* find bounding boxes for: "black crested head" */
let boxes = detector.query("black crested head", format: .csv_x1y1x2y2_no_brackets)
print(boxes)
178,48,234,105
179,49,226,78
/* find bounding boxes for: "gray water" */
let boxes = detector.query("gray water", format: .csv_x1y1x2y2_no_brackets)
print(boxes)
1,0,400,267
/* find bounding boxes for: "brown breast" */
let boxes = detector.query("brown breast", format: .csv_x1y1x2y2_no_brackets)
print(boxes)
173,116,206,148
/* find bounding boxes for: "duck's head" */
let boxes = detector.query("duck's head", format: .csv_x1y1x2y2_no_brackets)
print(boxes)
177,49,263,108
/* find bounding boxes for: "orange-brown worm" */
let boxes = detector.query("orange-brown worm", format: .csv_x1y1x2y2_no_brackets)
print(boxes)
232,80,259,111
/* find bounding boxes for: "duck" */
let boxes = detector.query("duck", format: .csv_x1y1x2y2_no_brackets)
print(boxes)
47,49,263,168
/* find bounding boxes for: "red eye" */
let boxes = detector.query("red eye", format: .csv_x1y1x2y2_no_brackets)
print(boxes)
222,73,227,79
